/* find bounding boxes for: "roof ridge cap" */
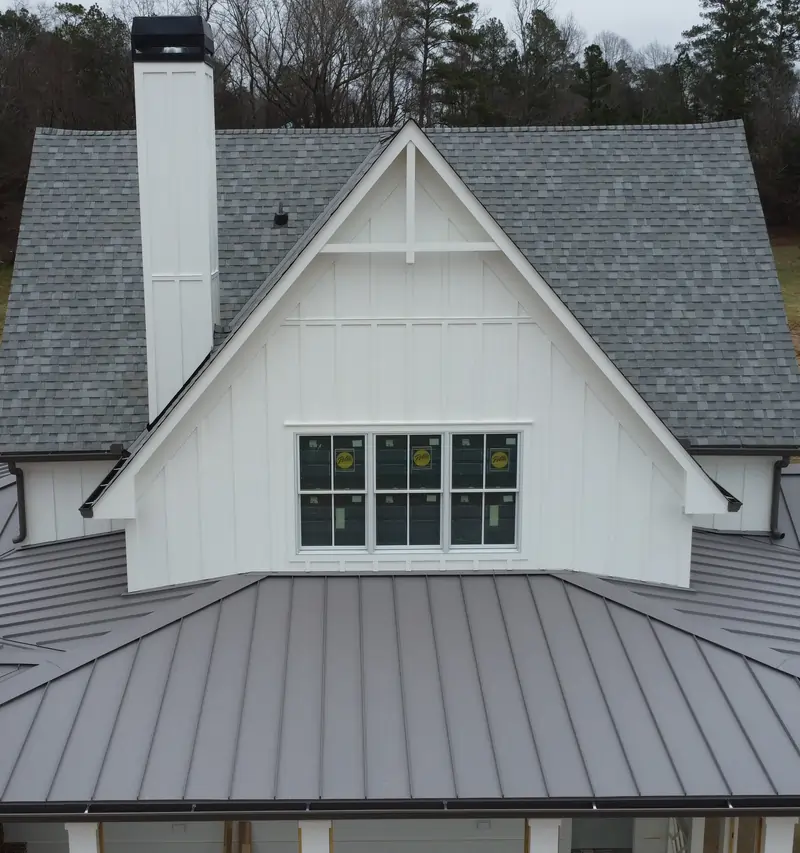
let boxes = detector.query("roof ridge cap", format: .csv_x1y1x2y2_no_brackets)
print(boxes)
0,571,265,708
556,570,800,678
429,120,743,132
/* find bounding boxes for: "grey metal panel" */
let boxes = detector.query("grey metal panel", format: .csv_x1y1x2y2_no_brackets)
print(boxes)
139,606,221,800
493,575,589,798
650,621,774,794
460,577,545,798
0,532,198,651
3,573,800,804
628,531,800,660
229,578,292,801
393,577,456,799
564,585,683,797
605,603,725,796
184,592,258,800
321,578,364,800
2,123,798,454
533,578,637,796
93,626,180,801
359,578,409,800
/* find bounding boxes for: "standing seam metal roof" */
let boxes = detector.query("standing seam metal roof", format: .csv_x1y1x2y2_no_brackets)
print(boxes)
0,122,797,454
1,571,800,806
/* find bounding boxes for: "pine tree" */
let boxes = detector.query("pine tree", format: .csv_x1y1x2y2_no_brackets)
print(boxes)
573,44,614,124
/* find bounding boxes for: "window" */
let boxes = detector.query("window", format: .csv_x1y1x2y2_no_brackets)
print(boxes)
450,433,518,546
297,431,520,551
375,434,442,547
298,435,366,547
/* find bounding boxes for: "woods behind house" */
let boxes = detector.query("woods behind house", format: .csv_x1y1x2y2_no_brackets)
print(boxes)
1,0,800,259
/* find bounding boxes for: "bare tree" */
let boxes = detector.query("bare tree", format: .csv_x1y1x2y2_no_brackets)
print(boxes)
595,29,634,67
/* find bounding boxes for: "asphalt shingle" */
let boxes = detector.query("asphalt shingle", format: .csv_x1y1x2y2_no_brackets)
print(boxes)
0,122,797,453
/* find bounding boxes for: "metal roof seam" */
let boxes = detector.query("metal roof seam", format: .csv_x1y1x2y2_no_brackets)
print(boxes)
423,575,459,798
226,578,260,801
525,576,595,798
318,576,329,800
563,584,640,796
89,637,142,802
0,679,48,800
45,656,98,801
557,571,800,679
603,599,687,797
135,618,184,801
389,576,413,800
272,576,295,800
457,575,504,798
691,637,779,795
491,575,550,797
182,600,223,800
645,616,733,796
741,656,800,767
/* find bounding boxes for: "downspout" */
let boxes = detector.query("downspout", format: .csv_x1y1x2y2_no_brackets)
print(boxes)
6,462,26,545
770,456,790,541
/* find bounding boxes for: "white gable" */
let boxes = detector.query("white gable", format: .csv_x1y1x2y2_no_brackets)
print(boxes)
89,122,729,591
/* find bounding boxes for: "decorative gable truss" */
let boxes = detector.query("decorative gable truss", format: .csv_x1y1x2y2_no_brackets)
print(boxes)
86,121,731,591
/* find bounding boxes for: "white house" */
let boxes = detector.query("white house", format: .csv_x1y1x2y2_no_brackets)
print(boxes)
0,15,800,853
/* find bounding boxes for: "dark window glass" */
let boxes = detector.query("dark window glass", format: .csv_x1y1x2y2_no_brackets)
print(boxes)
334,493,366,547
376,435,408,490
410,493,440,545
485,434,518,489
376,493,407,546
409,434,441,490
451,492,482,545
300,494,332,546
332,435,366,490
452,434,484,489
484,492,516,545
299,435,331,491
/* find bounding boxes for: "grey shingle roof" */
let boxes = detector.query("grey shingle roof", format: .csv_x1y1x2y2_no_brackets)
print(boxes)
0,122,797,454
0,531,202,658
2,570,800,810
624,529,800,663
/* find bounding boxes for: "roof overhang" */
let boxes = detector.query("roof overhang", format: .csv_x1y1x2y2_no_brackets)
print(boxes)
85,120,730,520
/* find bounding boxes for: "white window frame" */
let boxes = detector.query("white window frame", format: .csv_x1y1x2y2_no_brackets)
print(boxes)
294,427,523,555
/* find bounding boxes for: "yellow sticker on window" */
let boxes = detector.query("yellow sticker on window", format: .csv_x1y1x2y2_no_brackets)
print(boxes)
490,449,510,470
335,450,355,471
412,447,432,469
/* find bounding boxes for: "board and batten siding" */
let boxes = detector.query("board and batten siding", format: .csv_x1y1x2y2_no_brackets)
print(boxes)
124,155,693,590
694,456,777,532
20,461,124,545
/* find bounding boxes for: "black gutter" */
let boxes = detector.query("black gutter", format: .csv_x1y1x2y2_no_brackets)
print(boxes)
6,462,26,545
4,797,800,822
770,456,791,541
0,451,121,463
712,479,743,514
688,446,799,457
79,453,130,519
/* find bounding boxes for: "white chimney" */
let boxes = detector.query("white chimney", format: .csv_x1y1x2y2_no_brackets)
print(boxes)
131,16,220,421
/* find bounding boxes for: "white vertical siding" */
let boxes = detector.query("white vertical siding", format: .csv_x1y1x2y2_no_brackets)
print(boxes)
695,456,777,532
21,461,124,545
125,155,694,591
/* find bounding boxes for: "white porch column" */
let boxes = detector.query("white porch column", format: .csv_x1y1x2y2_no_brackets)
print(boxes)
65,824,100,853
763,818,797,853
299,821,333,853
527,818,562,853
690,818,706,853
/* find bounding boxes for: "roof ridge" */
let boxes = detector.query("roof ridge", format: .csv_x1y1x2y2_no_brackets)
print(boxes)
34,119,744,138
0,571,264,708
558,570,800,678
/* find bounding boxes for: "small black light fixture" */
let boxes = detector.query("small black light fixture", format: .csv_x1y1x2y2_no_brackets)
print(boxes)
273,202,289,228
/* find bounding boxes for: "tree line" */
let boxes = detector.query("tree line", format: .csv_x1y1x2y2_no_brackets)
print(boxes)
1,0,799,259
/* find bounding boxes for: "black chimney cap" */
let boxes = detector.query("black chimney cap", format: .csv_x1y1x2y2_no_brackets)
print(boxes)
131,16,214,64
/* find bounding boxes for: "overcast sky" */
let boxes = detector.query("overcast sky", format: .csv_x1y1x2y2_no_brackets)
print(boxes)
0,0,702,52
488,0,701,51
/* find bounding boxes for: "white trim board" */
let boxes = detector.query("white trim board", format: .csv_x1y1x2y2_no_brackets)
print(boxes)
90,120,730,520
